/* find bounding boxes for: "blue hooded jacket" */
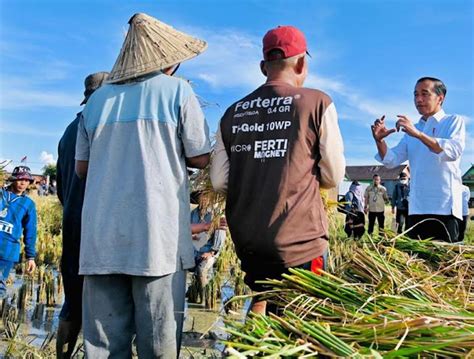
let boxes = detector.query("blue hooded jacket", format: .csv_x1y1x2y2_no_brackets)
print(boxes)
0,188,37,262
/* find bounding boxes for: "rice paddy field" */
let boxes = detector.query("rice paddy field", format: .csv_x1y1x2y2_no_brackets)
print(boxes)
0,191,473,358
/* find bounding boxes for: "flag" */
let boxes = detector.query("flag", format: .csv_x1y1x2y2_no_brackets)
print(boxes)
21,156,27,163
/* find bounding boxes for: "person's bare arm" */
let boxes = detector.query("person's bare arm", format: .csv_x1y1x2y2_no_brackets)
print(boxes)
186,153,210,169
210,126,229,193
191,222,211,234
318,103,345,189
75,160,89,179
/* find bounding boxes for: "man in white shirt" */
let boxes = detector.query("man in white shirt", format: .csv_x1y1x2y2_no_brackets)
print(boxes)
371,77,465,242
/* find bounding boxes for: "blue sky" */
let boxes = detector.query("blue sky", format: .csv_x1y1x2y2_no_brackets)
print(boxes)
0,0,472,175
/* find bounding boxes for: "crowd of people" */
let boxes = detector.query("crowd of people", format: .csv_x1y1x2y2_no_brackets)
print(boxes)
0,12,470,359
343,170,469,241
37,179,57,196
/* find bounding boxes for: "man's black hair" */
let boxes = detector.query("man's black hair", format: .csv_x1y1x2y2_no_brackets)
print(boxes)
416,77,447,97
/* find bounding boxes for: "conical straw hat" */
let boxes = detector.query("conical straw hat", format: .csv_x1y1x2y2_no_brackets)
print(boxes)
108,13,207,83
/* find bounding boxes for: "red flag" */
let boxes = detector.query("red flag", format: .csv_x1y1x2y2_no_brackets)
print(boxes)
21,156,27,163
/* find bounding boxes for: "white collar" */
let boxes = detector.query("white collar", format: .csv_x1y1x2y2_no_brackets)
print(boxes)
421,109,446,123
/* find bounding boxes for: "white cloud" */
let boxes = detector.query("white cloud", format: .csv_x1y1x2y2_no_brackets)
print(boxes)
40,151,56,166
305,73,419,126
0,122,62,137
180,29,264,91
0,88,78,109
0,39,80,109
179,27,419,127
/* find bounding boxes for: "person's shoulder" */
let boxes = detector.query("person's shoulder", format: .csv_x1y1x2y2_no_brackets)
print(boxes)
151,74,196,102
60,114,81,140
18,194,36,208
441,112,464,125
220,89,261,120
230,88,263,108
299,87,333,104
149,74,192,90
22,194,35,203
85,84,110,105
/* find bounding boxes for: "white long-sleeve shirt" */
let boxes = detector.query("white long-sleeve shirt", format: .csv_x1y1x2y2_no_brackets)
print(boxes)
376,109,465,219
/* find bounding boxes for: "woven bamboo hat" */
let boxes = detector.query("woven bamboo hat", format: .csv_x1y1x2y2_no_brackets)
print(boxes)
108,13,207,83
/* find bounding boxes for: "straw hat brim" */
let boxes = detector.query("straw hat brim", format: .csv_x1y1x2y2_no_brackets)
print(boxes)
108,13,207,84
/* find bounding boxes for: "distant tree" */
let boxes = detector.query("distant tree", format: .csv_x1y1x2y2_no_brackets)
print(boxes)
42,164,57,180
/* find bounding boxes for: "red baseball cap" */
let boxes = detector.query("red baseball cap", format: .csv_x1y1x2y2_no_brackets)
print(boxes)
262,25,309,61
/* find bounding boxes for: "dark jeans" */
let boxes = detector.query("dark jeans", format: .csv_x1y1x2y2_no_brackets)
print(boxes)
59,218,83,323
368,211,385,234
407,214,459,242
0,259,14,299
59,263,84,322
458,215,468,242
395,208,409,234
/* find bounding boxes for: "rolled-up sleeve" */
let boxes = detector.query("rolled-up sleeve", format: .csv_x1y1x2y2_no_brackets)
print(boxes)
375,135,408,168
435,115,465,161
318,102,345,189
180,93,211,158
210,124,229,193
75,115,90,161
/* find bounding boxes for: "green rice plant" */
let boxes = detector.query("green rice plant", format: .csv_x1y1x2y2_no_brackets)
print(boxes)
225,267,474,357
17,196,63,272
223,208,474,357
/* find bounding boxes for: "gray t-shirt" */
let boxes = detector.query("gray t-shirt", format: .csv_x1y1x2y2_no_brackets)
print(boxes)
75,73,211,276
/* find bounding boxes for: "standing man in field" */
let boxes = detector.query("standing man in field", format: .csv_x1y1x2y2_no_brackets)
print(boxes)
75,13,211,357
391,172,410,234
364,174,389,235
372,77,465,242
56,71,108,358
211,25,345,314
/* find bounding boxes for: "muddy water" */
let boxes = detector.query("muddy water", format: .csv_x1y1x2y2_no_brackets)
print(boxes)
1,273,248,358
1,272,62,346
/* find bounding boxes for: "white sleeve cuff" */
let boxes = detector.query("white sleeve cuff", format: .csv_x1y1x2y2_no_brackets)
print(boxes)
375,147,397,166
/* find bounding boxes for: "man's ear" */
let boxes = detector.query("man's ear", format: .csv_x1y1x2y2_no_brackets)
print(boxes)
295,56,305,75
438,94,445,106
260,61,267,77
